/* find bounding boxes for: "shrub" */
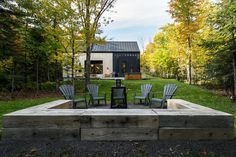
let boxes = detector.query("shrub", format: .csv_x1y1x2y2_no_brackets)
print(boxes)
40,81,57,91
25,82,38,90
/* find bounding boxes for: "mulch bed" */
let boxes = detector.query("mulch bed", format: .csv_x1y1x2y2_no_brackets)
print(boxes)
1,139,236,157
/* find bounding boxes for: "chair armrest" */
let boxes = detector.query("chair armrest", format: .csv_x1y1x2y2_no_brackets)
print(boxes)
165,94,175,96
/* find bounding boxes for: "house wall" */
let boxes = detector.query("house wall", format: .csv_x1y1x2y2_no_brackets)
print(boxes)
78,53,113,77
113,53,140,77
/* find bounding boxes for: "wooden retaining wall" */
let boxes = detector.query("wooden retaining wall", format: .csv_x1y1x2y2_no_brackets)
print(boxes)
2,100,235,141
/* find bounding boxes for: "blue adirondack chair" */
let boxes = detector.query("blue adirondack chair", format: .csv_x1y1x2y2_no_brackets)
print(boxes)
59,85,87,108
87,84,107,106
133,84,152,105
150,84,177,108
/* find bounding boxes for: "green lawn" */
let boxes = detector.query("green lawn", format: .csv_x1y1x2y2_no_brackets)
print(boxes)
0,78,235,134
0,98,58,127
88,78,236,113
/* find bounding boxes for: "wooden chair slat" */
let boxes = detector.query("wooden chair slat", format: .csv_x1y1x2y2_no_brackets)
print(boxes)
151,84,177,108
87,84,106,106
59,84,87,108
134,84,152,105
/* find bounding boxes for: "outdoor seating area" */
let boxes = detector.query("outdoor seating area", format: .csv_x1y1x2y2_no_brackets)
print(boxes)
2,99,234,141
59,80,178,109
2,0,236,155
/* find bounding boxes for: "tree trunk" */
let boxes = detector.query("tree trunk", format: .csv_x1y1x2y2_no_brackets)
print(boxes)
53,17,60,88
47,65,50,81
55,53,59,88
11,61,16,99
187,35,192,85
24,22,28,86
24,51,27,85
85,0,91,89
71,35,75,88
232,32,236,99
36,58,39,94
85,46,91,87
232,52,236,97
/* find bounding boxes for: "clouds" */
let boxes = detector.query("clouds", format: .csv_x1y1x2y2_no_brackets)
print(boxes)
105,0,172,29
102,0,173,45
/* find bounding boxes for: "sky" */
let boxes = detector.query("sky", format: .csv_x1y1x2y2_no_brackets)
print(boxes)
102,0,173,49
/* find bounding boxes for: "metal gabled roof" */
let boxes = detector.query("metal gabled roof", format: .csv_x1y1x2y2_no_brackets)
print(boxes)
92,41,140,53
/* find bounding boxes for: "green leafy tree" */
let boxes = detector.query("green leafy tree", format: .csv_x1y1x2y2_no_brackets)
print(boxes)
77,0,116,87
168,0,206,84
143,1,212,83
17,0,63,86
204,0,236,97
0,0,24,95
39,0,84,87
18,0,116,89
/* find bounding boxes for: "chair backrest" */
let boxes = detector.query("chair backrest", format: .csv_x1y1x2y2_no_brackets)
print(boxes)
141,84,152,98
163,84,177,100
59,85,74,100
113,87,125,98
87,84,99,97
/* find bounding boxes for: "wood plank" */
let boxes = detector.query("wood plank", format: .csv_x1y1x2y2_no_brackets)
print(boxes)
3,116,81,128
4,100,72,116
154,110,231,115
159,127,234,140
50,102,72,109
2,128,80,140
81,128,158,141
158,115,234,128
81,116,159,128
167,99,215,111
167,99,233,116
81,109,157,116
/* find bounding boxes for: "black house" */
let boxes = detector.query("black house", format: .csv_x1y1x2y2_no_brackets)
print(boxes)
90,41,141,77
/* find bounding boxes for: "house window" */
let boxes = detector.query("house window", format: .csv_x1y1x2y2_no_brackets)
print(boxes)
91,60,103,74
85,60,103,74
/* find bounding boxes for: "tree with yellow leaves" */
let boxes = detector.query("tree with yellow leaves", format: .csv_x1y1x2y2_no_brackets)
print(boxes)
168,0,207,84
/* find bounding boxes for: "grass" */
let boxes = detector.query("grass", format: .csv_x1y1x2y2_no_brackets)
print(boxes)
0,78,235,134
88,78,236,112
91,78,236,136
0,97,58,127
